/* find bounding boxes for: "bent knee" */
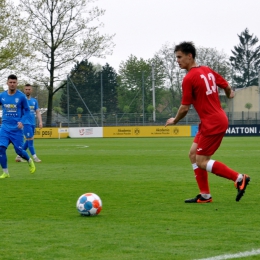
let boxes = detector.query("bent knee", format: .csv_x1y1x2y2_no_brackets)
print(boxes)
196,158,209,170
189,150,196,161
196,161,204,169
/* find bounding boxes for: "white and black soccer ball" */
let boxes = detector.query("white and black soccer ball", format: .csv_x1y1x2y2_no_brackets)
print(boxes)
76,193,102,216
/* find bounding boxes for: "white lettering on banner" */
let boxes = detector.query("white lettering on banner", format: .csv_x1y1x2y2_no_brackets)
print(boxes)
226,127,257,134
58,128,69,133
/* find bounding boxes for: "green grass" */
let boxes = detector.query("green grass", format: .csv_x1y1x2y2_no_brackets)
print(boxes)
0,137,259,260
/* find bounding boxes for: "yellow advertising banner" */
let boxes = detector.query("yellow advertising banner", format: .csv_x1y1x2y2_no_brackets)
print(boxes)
34,128,69,139
103,126,191,137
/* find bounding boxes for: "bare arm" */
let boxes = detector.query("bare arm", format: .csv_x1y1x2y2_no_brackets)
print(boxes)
224,85,235,99
165,105,190,126
36,109,43,129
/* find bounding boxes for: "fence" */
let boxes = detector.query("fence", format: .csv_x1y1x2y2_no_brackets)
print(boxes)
41,110,260,127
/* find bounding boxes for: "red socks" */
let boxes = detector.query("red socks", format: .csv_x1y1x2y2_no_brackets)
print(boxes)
208,160,238,181
193,165,210,194
192,160,239,194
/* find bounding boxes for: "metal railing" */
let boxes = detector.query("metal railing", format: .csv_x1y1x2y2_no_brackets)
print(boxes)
41,111,260,127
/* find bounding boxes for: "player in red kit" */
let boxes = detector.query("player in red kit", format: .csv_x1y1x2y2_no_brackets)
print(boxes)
165,41,250,203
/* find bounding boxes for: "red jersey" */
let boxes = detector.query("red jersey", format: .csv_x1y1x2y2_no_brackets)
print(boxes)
181,66,229,135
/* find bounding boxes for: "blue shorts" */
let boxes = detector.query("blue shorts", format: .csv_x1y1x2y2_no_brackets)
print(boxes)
0,127,24,148
23,124,36,139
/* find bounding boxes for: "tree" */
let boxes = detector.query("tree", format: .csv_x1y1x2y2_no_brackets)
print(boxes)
196,47,231,81
154,43,184,109
0,0,31,79
31,83,48,109
77,107,83,115
245,102,252,119
172,107,178,114
221,102,227,110
20,0,115,126
154,44,232,114
117,55,164,114
53,106,62,125
60,60,99,115
53,106,61,115
77,107,83,126
60,60,118,118
100,63,118,113
230,28,260,88
123,105,130,113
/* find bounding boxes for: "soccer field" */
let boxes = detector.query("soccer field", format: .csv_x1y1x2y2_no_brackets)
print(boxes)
1,137,259,260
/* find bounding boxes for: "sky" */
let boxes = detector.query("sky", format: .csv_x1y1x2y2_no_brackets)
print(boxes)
90,0,260,72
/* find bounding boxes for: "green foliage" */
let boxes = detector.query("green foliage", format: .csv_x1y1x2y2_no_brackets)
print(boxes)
101,63,118,113
1,137,259,259
117,55,165,113
245,102,253,119
52,85,63,109
19,0,115,126
172,107,178,114
53,106,62,114
60,61,118,115
123,105,130,113
245,102,253,110
35,85,48,108
146,104,154,113
76,107,83,114
221,102,227,109
0,0,31,75
230,28,260,88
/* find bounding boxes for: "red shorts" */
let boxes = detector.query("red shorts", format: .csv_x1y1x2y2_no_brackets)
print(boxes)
194,131,225,156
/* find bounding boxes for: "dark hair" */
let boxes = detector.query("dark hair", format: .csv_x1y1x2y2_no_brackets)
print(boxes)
25,83,32,87
174,41,196,58
8,74,17,80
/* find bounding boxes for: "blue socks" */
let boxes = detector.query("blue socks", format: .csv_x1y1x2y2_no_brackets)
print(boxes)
23,140,36,157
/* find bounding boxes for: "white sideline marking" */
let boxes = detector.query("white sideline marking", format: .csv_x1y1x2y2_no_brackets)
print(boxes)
195,249,260,260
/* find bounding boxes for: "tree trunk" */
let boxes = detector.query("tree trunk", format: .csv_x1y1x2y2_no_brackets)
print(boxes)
46,91,53,127
46,49,55,127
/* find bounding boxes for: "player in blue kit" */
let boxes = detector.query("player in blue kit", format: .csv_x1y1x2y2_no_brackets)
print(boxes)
16,84,43,163
0,75,36,179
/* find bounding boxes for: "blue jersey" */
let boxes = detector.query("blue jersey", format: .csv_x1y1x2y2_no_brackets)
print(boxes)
0,90,30,131
23,97,39,126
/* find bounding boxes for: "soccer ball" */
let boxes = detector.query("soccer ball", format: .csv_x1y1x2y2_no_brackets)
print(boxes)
76,193,102,216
